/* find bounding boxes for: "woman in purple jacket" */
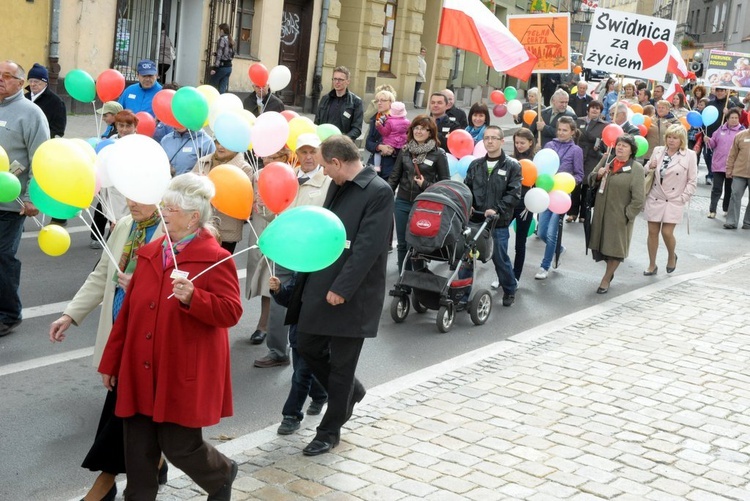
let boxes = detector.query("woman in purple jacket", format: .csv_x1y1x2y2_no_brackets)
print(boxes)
535,116,584,280
706,108,745,218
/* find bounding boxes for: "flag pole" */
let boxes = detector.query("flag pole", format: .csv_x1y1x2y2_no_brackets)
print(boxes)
537,73,543,146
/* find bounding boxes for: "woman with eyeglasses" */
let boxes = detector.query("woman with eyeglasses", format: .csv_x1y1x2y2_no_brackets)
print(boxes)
98,173,243,500
643,124,697,275
388,115,450,273
365,89,398,179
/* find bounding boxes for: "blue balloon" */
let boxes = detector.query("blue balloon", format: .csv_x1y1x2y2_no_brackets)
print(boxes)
702,106,719,126
214,112,252,153
95,138,115,154
447,153,459,176
686,110,703,128
631,113,645,126
86,137,101,149
456,155,476,179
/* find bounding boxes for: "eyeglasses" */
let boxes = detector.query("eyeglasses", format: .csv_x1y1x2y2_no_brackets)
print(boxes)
413,126,428,132
332,78,347,83
483,136,502,141
376,98,392,103
159,204,183,213
0,72,23,81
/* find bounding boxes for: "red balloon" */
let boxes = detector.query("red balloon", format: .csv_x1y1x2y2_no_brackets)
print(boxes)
152,90,182,128
493,104,508,117
96,69,126,103
446,129,475,159
248,63,269,88
490,90,506,105
637,124,648,136
280,110,299,122
135,112,156,137
258,162,299,214
602,123,624,148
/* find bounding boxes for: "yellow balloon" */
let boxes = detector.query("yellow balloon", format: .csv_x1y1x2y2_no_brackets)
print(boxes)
197,85,220,108
69,138,97,165
32,138,96,209
287,116,317,151
38,224,72,256
571,86,578,95
239,109,256,128
0,145,9,172
553,172,576,194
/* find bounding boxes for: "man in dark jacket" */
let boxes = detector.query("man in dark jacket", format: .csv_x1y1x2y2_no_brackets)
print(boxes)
464,125,522,306
314,66,363,141
441,88,468,129
296,135,393,456
242,83,285,116
570,81,592,117
430,92,461,153
529,89,578,147
24,63,66,138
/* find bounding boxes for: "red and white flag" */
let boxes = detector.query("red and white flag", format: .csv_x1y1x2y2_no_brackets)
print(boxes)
438,0,537,81
667,44,689,79
663,75,685,101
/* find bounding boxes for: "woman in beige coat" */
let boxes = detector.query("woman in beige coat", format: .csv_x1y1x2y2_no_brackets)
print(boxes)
588,134,645,294
48,200,164,501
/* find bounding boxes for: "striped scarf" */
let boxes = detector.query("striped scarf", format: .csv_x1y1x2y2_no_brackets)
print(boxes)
162,230,199,269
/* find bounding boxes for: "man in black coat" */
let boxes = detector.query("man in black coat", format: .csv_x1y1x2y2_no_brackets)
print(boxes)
24,63,66,138
296,135,394,456
441,88,468,129
570,81,592,117
242,83,285,116
430,92,461,153
529,88,578,147
314,66,363,141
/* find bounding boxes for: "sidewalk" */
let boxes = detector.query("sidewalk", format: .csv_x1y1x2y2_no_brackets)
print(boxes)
146,256,750,501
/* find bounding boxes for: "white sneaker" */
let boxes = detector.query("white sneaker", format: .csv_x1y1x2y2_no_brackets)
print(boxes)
491,280,500,289
553,246,566,269
535,268,548,280
89,240,103,250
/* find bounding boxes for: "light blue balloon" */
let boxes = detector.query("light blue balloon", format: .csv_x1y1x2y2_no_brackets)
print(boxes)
686,110,703,128
702,106,719,126
447,153,459,176
456,155,476,179
86,137,101,149
533,149,560,176
95,138,115,154
631,113,645,126
214,112,252,153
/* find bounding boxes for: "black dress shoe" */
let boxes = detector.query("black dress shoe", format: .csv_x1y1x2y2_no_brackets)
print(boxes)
643,266,658,276
158,459,168,485
596,286,608,294
208,460,238,501
80,484,116,501
302,438,338,456
666,254,677,274
345,381,366,421
249,329,267,344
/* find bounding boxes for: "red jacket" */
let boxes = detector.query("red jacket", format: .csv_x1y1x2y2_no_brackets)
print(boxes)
99,230,243,428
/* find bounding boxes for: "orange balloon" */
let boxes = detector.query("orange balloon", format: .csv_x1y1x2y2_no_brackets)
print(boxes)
679,116,690,130
643,116,653,129
207,164,254,220
523,110,537,125
520,159,538,187
573,65,582,75
630,104,643,114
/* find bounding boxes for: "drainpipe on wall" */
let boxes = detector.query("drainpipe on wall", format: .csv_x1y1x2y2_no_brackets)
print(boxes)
311,0,331,114
48,0,62,91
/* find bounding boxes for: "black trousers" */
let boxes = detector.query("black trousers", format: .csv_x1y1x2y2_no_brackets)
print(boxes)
90,202,109,242
123,414,231,500
297,333,365,443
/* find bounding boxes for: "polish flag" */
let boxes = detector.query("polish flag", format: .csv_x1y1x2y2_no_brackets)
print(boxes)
663,75,685,101
667,44,689,79
438,0,537,81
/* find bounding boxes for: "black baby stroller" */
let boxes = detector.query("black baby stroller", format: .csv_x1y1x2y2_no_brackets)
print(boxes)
389,180,494,333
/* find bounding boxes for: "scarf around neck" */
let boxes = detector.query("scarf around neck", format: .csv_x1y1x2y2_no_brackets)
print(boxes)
405,139,436,166
117,211,161,276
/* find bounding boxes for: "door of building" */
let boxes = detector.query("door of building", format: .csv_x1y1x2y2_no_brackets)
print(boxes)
279,0,312,106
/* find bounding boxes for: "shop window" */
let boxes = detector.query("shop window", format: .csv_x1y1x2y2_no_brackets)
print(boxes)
380,0,398,75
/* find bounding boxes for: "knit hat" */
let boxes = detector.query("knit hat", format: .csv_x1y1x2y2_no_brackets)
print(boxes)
390,101,407,117
28,63,49,83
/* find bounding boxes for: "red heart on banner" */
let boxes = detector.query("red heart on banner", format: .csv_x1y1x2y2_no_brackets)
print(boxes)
638,40,669,70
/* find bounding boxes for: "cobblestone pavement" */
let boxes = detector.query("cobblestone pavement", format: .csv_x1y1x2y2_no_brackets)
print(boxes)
136,256,750,501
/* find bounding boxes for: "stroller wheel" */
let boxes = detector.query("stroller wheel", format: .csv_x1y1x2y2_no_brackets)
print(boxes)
436,305,455,333
390,295,410,323
412,294,428,314
469,289,492,325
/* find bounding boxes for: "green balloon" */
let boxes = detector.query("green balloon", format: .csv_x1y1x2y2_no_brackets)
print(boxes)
259,206,346,272
28,178,82,219
535,173,555,192
64,69,96,103
0,171,22,203
511,216,537,237
634,135,648,157
171,87,209,131
317,123,342,141
504,86,518,101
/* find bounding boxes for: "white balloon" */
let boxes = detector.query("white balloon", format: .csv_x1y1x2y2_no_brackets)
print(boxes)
268,66,292,92
208,93,244,131
524,187,550,213
95,146,115,188
106,134,172,205
251,112,290,157
506,99,523,115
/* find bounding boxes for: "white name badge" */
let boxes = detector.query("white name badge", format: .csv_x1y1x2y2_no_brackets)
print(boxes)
308,190,320,198
343,111,351,118
424,159,434,166
344,240,351,249
497,169,507,176
182,147,193,153
170,269,189,280
449,117,456,121
442,127,450,133
128,94,136,99
623,166,631,172
744,138,750,143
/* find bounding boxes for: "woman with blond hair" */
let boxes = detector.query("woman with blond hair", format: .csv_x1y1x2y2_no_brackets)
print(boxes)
643,124,698,275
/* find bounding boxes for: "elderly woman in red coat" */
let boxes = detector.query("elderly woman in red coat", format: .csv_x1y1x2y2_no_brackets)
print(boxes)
99,173,243,501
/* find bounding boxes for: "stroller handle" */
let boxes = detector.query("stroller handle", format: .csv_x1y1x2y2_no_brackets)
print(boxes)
467,214,497,242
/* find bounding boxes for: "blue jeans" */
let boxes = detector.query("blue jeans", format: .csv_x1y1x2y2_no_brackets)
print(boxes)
281,343,328,422
538,210,561,271
0,211,25,325
394,197,413,274
491,227,517,295
211,66,232,94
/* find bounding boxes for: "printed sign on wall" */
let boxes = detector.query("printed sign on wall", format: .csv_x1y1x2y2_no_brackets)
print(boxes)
508,14,570,74
584,8,676,81
705,50,750,92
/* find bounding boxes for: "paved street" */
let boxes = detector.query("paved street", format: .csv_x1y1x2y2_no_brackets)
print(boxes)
145,255,750,501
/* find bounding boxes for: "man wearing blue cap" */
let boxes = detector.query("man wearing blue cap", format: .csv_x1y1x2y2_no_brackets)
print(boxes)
119,59,162,115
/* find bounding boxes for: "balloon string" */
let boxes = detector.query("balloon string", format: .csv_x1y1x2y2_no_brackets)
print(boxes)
245,217,273,275
93,102,102,138
78,211,123,273
156,205,179,272
167,245,257,299
95,193,117,224
16,198,44,228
